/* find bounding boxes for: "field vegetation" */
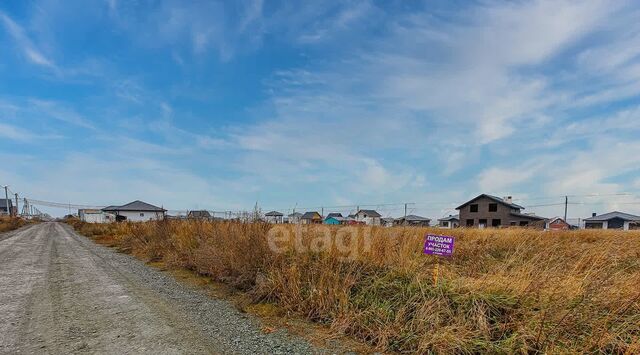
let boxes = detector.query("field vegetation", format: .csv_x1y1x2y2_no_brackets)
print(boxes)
0,216,32,233
67,218,640,353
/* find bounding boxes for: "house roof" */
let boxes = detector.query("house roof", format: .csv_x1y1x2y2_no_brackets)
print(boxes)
265,211,284,216
584,211,640,222
438,215,459,222
326,212,343,218
301,211,321,219
510,212,545,221
288,212,303,217
548,217,568,224
456,194,524,210
102,200,166,212
398,214,430,222
356,209,382,217
188,210,211,218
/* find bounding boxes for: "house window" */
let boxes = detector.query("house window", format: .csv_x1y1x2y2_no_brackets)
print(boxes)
510,221,517,226
489,203,498,212
479,219,487,226
442,221,449,227
140,213,144,217
470,204,479,212
466,219,474,226
492,219,501,227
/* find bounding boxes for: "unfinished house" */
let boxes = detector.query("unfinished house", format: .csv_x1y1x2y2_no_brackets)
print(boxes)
456,194,545,228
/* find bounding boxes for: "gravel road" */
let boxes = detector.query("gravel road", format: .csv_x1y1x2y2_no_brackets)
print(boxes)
0,222,322,354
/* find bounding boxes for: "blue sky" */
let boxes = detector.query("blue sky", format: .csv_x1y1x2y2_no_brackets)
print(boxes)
2,0,640,218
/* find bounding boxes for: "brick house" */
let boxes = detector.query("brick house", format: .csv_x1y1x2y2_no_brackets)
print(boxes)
456,194,545,228
547,217,571,230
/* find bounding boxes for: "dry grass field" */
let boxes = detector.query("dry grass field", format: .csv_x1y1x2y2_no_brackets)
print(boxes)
0,216,31,233
67,219,640,353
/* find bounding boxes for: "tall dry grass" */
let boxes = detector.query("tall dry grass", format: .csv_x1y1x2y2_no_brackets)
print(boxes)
68,219,640,353
0,216,31,233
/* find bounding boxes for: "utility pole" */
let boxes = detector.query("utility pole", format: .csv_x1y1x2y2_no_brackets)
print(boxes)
564,196,568,221
404,203,408,218
3,185,9,217
15,193,19,217
321,207,324,217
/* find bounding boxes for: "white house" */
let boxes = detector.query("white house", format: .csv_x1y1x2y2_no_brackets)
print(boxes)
438,215,459,229
583,211,640,230
354,209,382,226
102,200,166,222
78,209,115,223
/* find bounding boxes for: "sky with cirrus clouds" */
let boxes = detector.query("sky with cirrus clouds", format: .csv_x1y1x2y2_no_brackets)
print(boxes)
1,0,640,219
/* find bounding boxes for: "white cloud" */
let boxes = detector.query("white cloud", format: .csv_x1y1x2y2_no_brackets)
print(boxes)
478,167,537,193
0,123,37,141
0,123,62,142
28,99,95,129
0,11,57,70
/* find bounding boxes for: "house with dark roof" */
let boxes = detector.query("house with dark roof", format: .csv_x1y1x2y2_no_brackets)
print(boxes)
301,211,323,224
583,211,640,230
326,212,343,219
264,211,284,224
456,194,545,228
188,210,212,220
395,214,431,227
354,209,381,226
102,200,166,222
438,215,459,229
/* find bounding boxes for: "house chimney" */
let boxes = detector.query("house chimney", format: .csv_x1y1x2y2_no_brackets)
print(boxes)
592,212,597,217
504,196,513,203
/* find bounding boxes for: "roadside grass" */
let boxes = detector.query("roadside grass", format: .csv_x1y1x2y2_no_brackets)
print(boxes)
67,219,640,353
0,216,32,233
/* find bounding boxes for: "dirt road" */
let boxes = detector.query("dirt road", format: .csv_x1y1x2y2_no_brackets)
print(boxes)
0,222,320,354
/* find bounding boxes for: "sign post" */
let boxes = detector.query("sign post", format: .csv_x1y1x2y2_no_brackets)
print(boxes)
423,234,455,285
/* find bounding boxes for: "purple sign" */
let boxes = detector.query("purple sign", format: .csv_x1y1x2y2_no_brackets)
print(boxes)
423,234,455,257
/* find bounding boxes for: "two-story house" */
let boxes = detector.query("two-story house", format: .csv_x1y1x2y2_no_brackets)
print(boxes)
456,194,545,228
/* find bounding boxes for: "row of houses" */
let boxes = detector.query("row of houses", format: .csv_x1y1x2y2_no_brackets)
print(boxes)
265,209,455,228
77,195,640,231
263,194,640,230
